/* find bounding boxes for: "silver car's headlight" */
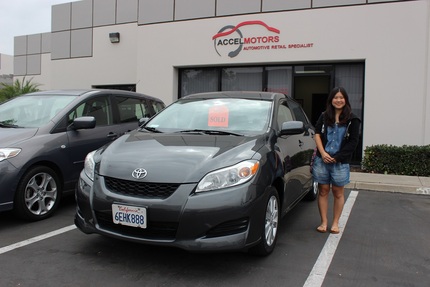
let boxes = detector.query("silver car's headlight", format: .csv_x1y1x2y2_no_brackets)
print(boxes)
84,150,96,181
0,148,21,162
196,160,260,193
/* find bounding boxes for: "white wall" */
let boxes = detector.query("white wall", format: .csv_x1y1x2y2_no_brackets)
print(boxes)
0,53,13,75
26,53,53,90
136,0,430,149
49,23,139,90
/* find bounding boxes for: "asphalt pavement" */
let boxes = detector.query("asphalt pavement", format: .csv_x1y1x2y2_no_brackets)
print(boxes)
348,172,430,195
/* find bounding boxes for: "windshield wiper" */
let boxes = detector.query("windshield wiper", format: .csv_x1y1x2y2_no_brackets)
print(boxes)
141,126,163,133
0,122,20,128
177,129,243,136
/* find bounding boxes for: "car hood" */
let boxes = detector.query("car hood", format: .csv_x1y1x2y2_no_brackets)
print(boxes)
0,128,38,146
98,131,265,183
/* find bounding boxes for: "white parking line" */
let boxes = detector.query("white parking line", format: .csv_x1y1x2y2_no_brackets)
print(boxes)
0,224,76,255
303,190,359,287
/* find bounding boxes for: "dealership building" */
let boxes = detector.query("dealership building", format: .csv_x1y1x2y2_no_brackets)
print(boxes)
12,0,430,162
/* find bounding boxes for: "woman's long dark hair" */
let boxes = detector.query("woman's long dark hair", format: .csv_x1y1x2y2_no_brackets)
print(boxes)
325,87,352,126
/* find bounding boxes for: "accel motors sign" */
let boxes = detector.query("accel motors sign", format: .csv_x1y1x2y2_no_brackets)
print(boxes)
212,20,313,58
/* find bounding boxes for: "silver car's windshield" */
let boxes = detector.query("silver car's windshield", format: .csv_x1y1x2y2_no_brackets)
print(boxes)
145,98,272,135
0,95,77,128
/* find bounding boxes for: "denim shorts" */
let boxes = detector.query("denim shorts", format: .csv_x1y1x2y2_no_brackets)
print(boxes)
312,156,350,186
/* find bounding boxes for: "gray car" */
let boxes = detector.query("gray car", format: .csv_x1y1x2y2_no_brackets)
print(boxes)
0,89,164,221
75,91,317,256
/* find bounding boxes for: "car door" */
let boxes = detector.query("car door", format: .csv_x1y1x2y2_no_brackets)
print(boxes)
65,94,119,181
274,100,307,208
287,99,315,193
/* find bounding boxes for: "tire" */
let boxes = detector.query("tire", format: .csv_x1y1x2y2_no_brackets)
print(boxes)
14,166,62,221
249,187,279,256
305,180,318,201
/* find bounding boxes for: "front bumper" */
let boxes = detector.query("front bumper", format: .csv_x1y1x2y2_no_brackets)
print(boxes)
0,160,20,212
75,170,268,252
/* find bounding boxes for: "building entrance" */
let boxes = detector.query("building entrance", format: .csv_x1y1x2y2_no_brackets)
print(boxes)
293,75,330,125
291,65,364,165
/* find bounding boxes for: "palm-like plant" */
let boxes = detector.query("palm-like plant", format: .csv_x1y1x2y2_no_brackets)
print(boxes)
0,77,41,102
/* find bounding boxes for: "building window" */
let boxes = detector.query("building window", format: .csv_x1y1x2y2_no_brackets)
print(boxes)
266,66,293,96
221,67,263,91
180,68,219,97
334,63,364,121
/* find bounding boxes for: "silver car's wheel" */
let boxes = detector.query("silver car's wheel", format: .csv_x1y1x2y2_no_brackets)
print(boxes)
250,187,279,256
14,166,62,221
264,195,279,247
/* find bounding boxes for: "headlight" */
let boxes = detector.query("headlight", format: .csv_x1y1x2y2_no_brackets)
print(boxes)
0,148,21,162
196,160,260,193
84,150,96,181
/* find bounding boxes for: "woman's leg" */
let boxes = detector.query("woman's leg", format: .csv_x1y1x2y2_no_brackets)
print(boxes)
330,185,345,233
317,183,331,232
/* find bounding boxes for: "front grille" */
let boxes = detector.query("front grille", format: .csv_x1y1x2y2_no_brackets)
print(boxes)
104,177,180,199
95,211,178,240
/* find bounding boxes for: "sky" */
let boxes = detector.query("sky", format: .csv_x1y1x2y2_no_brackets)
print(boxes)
0,0,77,55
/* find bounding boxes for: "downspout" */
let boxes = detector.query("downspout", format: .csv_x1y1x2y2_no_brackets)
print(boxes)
424,0,430,144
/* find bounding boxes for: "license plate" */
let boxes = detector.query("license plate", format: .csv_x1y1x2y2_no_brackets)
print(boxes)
112,204,147,228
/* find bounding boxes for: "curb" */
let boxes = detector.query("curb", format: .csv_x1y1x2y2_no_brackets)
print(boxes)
347,172,430,195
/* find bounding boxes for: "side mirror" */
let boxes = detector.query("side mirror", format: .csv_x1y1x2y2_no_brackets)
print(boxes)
69,116,96,130
279,121,305,136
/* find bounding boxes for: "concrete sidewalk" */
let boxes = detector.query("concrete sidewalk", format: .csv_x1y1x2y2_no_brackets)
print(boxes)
347,172,430,195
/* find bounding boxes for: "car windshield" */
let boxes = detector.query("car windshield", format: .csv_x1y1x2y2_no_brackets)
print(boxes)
0,94,77,128
145,98,272,135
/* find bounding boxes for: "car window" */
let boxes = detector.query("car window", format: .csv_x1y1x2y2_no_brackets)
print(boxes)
68,96,112,126
277,104,293,128
150,100,165,114
115,97,140,123
115,96,154,122
288,100,310,125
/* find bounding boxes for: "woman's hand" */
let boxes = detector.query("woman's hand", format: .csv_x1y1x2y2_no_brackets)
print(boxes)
322,152,336,164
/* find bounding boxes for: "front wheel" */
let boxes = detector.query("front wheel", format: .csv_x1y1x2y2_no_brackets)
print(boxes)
249,187,279,256
14,166,62,221
305,180,318,201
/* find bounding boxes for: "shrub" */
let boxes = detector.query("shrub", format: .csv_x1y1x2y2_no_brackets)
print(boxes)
362,144,430,176
0,77,40,102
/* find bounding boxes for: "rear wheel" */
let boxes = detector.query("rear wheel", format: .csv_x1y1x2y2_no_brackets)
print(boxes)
249,187,279,256
14,166,62,221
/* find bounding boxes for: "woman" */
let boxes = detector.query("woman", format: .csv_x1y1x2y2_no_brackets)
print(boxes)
312,87,361,234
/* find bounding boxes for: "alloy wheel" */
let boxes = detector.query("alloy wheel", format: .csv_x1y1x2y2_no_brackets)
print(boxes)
264,195,279,247
24,172,58,216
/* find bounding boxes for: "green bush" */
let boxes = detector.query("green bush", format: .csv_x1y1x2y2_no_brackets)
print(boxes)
0,77,40,102
362,144,430,176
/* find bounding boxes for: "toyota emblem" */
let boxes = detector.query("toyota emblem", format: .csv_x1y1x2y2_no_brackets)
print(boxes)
132,168,147,179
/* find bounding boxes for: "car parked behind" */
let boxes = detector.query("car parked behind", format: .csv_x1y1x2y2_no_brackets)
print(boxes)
0,89,165,221
75,91,317,256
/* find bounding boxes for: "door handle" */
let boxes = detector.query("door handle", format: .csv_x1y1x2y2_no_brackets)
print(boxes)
107,132,118,139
